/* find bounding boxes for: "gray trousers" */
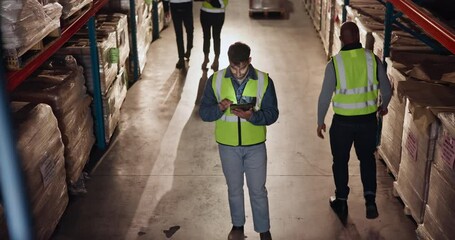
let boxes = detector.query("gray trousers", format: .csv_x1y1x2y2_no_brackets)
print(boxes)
218,143,270,233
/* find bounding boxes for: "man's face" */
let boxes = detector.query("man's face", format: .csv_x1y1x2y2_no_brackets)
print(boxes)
229,58,251,80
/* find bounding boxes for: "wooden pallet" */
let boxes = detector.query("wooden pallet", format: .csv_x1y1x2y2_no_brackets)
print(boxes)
249,0,287,19
4,28,60,70
249,9,286,19
392,181,419,222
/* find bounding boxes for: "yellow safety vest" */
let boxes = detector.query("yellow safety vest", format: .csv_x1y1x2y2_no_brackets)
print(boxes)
202,0,228,13
332,48,379,116
212,68,268,146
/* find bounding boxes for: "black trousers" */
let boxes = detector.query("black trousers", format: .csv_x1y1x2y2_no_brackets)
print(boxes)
200,10,225,56
170,2,194,59
329,113,378,200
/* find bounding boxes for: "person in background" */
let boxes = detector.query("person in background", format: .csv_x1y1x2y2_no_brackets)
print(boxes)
199,42,278,240
164,0,194,69
316,21,392,225
200,0,228,71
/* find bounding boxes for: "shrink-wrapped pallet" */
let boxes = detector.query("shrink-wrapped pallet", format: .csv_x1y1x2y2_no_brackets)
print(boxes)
1,0,62,51
95,13,130,70
10,57,95,188
379,54,455,179
57,32,118,95
6,102,68,240
417,112,455,240
378,61,407,178
58,0,92,19
103,67,128,143
394,81,455,224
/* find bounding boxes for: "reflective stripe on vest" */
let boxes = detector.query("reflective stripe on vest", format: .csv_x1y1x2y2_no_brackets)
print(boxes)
201,0,228,13
212,68,268,146
332,48,379,116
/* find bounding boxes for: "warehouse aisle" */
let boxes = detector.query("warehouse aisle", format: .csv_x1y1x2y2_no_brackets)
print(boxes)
52,1,417,239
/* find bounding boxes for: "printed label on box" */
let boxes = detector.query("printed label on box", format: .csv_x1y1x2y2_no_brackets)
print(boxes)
406,131,418,161
40,157,56,188
109,48,119,63
441,135,455,170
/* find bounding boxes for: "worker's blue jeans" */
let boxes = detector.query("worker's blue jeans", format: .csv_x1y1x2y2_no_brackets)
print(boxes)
218,143,270,233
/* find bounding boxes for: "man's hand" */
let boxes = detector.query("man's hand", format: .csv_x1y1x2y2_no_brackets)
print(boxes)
218,98,233,112
317,124,326,139
231,108,253,120
378,107,388,116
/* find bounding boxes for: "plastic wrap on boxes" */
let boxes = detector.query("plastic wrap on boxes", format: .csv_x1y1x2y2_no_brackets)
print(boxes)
417,204,452,240
59,0,92,19
394,81,455,223
1,0,62,51
57,32,118,95
96,13,130,69
378,63,407,178
418,111,455,240
102,67,128,143
10,102,68,240
11,57,95,186
137,14,152,73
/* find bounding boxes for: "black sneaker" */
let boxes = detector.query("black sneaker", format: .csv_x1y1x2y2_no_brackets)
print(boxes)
329,196,348,225
227,226,244,240
366,202,379,219
260,231,272,240
176,59,185,69
184,50,191,60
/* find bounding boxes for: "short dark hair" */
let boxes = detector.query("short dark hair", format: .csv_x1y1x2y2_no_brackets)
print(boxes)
228,42,251,65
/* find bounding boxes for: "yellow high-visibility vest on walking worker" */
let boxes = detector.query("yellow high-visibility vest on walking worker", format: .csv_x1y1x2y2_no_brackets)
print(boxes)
202,0,229,13
212,68,268,146
332,48,379,116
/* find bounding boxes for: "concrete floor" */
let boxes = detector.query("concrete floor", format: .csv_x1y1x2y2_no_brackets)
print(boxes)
52,0,418,239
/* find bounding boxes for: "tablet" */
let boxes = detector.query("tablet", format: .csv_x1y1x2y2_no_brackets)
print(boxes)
230,103,254,111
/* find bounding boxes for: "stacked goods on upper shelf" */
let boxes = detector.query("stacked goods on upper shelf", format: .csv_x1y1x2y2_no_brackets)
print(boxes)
96,13,130,71
1,0,62,70
10,56,95,195
102,0,153,74
379,52,455,179
58,0,93,20
0,102,69,239
416,111,455,240
59,31,118,96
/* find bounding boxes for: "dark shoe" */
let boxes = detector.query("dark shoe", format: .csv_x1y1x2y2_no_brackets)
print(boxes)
366,202,379,219
184,50,191,60
329,196,348,225
176,59,185,69
260,231,272,240
228,226,244,240
210,59,219,71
